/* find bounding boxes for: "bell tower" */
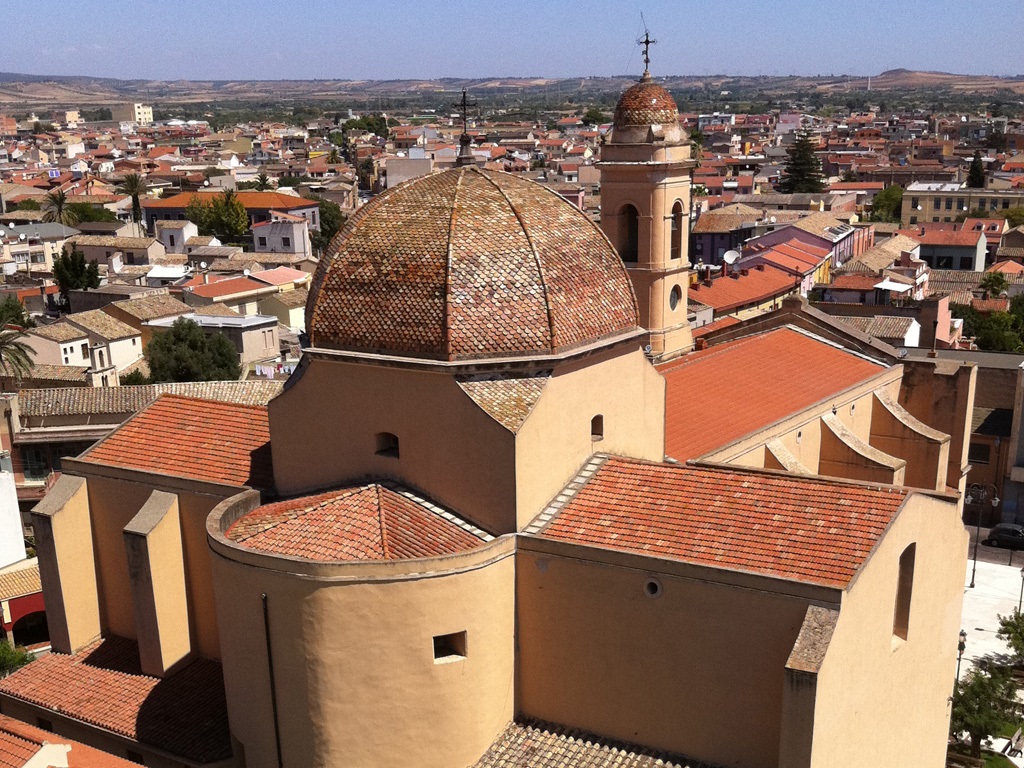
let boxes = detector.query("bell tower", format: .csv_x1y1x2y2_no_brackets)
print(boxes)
599,37,696,362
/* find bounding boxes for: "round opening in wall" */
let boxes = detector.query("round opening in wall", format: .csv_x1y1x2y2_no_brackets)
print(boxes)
644,578,662,598
669,285,682,311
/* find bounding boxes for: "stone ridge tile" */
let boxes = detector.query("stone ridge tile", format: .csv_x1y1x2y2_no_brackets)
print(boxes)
226,484,485,562
457,375,549,432
540,456,907,589
0,637,231,764
658,327,885,461
82,395,272,488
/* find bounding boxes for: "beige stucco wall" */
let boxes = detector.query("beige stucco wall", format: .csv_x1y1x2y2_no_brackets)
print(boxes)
268,356,518,534
806,493,967,768
207,499,516,768
515,539,836,768
514,346,665,529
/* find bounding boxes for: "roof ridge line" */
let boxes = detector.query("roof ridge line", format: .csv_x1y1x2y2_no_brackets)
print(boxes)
442,169,465,360
375,484,391,559
523,454,609,535
476,168,558,353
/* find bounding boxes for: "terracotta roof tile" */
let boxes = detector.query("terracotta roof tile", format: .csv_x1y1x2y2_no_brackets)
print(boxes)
27,322,88,343
474,719,717,767
143,191,316,211
0,714,138,767
0,564,40,601
109,295,192,322
81,395,272,489
19,381,283,417
2,363,89,383
227,483,488,561
0,637,230,764
457,374,548,432
692,315,740,338
538,456,907,588
187,276,275,300
308,167,638,361
687,265,798,313
66,310,138,341
613,78,679,129
0,728,37,768
658,328,886,461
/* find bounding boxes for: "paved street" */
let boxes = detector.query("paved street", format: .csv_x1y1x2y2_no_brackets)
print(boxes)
967,526,1024,568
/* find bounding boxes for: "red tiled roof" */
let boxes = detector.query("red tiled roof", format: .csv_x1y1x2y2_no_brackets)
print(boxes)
692,315,740,338
687,265,798,313
830,273,885,291
0,637,230,764
989,260,1024,274
0,714,138,767
897,228,985,247
226,483,487,561
251,266,309,286
658,328,886,460
187,276,274,299
540,456,907,588
82,395,273,488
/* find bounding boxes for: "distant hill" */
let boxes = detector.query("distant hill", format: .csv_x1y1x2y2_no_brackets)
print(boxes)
0,69,1022,109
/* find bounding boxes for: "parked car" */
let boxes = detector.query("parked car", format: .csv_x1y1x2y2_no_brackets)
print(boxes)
983,523,1024,550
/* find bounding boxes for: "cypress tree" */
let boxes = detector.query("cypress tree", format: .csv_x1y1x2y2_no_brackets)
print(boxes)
967,150,985,188
779,129,825,194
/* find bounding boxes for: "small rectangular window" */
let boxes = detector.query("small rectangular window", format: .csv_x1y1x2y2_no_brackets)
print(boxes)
258,236,267,247
282,237,291,247
36,718,52,732
433,631,466,662
169,234,176,247
968,442,990,465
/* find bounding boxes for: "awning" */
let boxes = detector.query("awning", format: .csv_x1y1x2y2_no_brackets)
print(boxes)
873,279,911,293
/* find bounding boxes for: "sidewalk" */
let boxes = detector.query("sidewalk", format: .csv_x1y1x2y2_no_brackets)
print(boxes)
959,559,1024,764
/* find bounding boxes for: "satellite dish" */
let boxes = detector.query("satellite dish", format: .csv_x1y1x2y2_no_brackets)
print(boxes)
643,344,653,354
897,347,908,359
200,261,208,269
769,216,777,224
723,250,740,265
243,268,251,277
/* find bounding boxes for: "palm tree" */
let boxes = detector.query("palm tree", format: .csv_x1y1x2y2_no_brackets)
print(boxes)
117,173,148,228
327,148,341,165
979,271,1008,299
254,172,272,192
0,329,35,381
42,189,79,226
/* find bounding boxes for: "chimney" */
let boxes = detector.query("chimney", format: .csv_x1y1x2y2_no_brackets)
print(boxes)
703,278,712,287
756,263,765,271
722,261,729,278
695,338,708,350
741,268,749,276
203,272,209,284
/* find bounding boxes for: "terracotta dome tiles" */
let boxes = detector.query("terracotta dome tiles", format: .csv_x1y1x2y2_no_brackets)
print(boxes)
307,167,639,362
613,76,679,129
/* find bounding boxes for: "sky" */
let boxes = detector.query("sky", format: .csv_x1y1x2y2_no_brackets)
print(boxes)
2,0,1022,81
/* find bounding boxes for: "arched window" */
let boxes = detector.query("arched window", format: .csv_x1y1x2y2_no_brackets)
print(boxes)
670,201,683,260
893,543,916,640
375,432,400,459
591,415,604,441
620,205,639,262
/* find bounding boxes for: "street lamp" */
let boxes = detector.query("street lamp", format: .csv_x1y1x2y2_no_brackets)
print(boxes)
967,483,1000,589
957,629,967,684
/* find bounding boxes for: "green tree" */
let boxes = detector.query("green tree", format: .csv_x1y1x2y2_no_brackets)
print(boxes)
310,196,346,254
357,158,375,189
0,329,36,381
951,666,1019,758
975,312,1023,352
997,610,1024,664
212,190,248,240
254,172,272,192
117,173,148,227
0,642,33,678
968,150,986,189
184,195,216,234
120,369,149,385
42,189,79,226
146,318,241,383
581,107,606,126
0,296,33,329
14,198,40,211
326,147,341,164
839,169,859,182
980,271,1009,299
870,185,904,222
66,203,117,223
779,129,825,194
52,246,100,307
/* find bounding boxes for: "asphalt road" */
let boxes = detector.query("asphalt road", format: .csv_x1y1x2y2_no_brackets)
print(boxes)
966,525,1024,567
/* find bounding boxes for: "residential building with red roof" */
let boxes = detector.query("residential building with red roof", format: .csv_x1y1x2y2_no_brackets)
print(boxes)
1,77,976,768
142,190,319,235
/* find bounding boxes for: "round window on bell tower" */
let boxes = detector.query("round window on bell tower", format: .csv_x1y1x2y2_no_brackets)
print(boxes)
669,285,682,311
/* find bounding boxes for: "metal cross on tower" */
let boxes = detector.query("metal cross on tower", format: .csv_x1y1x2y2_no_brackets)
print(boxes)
453,88,478,166
638,31,656,71
453,88,477,136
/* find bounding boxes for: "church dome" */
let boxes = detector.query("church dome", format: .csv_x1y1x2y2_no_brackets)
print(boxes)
611,72,686,144
307,167,639,362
